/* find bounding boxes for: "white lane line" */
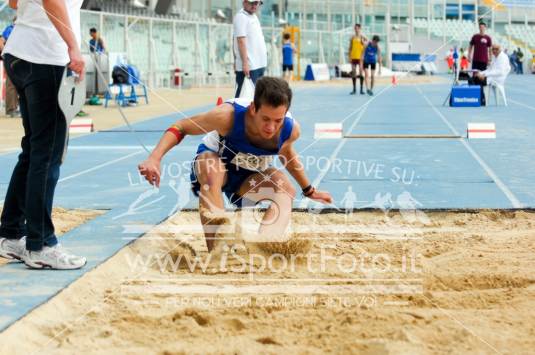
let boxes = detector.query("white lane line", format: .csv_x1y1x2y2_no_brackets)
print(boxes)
59,151,144,183
3,145,197,151
509,98,535,111
417,87,523,208
1,146,146,154
2,151,141,204
68,146,152,150
505,85,535,97
298,103,371,208
64,145,197,152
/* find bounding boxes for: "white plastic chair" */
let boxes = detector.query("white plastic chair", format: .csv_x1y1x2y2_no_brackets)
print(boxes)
485,82,507,106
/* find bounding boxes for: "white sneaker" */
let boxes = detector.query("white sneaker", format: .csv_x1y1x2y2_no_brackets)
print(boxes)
23,244,87,270
0,237,26,261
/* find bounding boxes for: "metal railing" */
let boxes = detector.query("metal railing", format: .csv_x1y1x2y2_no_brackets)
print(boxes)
73,9,386,89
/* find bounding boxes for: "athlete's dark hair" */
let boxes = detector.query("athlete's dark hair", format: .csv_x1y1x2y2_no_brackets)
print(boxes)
283,33,291,40
254,77,292,111
479,21,486,27
372,35,380,42
355,23,361,28
90,27,97,33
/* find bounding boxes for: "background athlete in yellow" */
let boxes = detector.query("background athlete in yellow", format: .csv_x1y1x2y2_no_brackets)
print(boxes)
348,23,367,95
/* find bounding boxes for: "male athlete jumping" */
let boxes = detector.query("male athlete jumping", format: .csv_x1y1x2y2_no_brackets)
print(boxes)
138,77,332,251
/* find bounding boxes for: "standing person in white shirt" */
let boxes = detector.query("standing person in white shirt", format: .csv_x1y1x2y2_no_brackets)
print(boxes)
233,0,267,97
0,0,87,269
469,44,511,106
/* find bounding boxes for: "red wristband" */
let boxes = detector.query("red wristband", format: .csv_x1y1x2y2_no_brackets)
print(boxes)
166,127,184,144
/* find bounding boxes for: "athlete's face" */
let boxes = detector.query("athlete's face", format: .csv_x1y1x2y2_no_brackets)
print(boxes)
251,104,287,139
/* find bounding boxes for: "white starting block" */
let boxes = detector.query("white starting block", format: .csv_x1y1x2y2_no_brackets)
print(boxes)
467,123,496,139
69,118,94,133
314,123,343,139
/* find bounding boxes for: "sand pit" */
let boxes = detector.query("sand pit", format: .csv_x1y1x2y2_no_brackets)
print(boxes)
0,208,103,267
1,210,534,354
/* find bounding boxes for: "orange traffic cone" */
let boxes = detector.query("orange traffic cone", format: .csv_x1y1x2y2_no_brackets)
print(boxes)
391,75,398,86
216,97,223,106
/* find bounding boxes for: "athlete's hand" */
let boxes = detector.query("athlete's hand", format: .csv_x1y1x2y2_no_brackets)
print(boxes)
308,190,333,204
138,157,161,187
68,46,85,82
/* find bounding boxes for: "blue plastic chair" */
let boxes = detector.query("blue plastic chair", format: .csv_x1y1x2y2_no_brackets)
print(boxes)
104,65,149,107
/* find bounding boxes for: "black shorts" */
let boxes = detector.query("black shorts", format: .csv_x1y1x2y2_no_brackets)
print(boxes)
351,59,361,65
472,61,488,71
282,64,294,72
190,145,257,207
364,62,377,70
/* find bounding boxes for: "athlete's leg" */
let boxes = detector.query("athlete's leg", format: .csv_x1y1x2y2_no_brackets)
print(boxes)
370,67,376,94
236,168,296,241
357,63,365,94
364,64,370,92
350,63,357,94
283,67,290,82
288,65,294,82
194,152,228,251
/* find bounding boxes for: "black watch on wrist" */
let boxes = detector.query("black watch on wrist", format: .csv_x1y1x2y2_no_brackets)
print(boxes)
302,185,314,197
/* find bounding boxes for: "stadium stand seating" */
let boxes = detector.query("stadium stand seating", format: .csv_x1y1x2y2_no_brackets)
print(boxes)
412,18,533,58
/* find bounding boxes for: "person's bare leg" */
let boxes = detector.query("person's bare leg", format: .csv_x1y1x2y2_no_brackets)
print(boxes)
237,169,296,242
358,65,365,94
284,70,290,82
350,64,357,94
364,68,370,91
195,152,228,251
370,69,375,94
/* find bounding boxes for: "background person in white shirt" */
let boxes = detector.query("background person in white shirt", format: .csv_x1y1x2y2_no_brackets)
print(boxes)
469,44,510,105
233,0,267,97
0,0,87,270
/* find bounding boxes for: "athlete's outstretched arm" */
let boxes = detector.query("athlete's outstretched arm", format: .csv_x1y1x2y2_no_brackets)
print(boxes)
138,104,233,187
279,123,333,204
